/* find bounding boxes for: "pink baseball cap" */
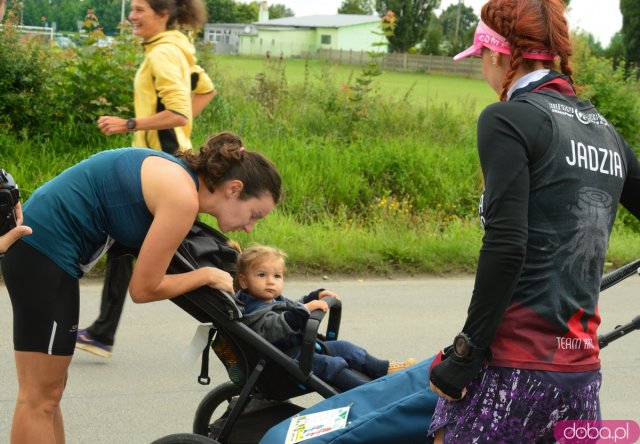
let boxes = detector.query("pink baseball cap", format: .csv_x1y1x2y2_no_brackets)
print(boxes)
453,20,556,61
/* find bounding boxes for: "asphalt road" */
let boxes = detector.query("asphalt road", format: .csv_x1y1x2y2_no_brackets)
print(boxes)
1,275,639,443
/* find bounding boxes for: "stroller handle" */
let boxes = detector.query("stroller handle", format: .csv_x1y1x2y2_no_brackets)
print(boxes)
299,297,342,376
598,259,640,349
600,258,640,292
598,315,640,349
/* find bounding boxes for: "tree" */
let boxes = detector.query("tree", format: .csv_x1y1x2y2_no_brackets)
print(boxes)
235,1,259,22
205,0,238,23
268,3,294,19
605,32,625,70
338,0,375,15
573,31,604,57
374,0,440,52
420,12,443,55
21,0,120,33
438,2,477,55
621,0,640,73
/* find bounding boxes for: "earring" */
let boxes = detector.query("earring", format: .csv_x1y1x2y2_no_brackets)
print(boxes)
491,51,498,66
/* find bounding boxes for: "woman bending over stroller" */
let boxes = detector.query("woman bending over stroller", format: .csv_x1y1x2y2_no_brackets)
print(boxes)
1,132,282,444
235,244,416,392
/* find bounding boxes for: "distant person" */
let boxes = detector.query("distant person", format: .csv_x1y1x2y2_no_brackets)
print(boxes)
83,7,100,32
236,244,417,392
78,0,216,358
2,132,282,443
427,0,640,443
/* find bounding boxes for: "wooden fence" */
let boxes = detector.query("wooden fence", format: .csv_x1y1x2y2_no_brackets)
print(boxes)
317,49,483,79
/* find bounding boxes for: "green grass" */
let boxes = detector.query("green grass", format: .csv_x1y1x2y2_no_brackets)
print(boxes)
211,54,496,114
6,45,640,277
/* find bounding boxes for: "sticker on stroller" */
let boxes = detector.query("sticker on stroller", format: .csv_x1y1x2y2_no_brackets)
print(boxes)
285,405,351,444
182,324,213,363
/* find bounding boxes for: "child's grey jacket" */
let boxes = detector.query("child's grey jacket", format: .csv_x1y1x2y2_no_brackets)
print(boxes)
235,289,322,352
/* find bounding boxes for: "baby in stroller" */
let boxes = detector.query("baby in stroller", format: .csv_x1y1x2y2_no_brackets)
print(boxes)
235,244,416,392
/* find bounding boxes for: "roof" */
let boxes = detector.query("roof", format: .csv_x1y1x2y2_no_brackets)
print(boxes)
254,14,380,29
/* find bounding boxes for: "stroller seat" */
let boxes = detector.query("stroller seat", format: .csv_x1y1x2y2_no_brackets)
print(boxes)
166,221,341,443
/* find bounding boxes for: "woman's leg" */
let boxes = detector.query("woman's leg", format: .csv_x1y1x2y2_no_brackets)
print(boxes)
12,351,72,444
2,241,80,444
427,366,601,443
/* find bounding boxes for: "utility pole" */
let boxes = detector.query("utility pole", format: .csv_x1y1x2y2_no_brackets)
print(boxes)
120,0,126,35
454,0,461,44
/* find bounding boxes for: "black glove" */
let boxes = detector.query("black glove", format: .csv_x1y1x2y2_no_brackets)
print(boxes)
429,345,485,399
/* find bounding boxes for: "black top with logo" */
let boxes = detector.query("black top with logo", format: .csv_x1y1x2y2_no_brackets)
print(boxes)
463,73,640,372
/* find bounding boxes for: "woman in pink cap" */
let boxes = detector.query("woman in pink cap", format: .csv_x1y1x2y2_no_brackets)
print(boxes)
428,0,640,442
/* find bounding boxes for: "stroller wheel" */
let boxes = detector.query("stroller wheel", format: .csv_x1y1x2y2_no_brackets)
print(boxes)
193,381,242,439
151,432,221,444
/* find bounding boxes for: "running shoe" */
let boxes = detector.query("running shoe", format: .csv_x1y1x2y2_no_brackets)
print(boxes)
75,328,112,358
387,357,417,374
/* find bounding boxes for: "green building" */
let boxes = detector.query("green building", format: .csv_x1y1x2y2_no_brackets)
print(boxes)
238,15,385,58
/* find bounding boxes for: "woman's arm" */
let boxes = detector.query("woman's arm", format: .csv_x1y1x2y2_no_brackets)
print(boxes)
429,103,537,399
192,90,216,118
191,63,216,118
128,157,233,303
97,110,188,136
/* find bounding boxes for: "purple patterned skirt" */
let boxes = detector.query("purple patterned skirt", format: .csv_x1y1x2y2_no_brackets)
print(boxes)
427,366,601,443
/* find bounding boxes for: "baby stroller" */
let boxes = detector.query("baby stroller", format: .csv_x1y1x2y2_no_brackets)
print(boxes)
155,221,344,444
153,221,640,444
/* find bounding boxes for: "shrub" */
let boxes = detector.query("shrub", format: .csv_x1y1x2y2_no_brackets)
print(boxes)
572,34,640,150
0,15,56,136
48,35,140,145
0,17,139,146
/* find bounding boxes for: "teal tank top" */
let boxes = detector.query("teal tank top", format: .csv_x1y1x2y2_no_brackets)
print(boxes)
22,148,199,278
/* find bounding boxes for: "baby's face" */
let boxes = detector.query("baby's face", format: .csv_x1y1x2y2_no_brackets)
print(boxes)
242,258,285,301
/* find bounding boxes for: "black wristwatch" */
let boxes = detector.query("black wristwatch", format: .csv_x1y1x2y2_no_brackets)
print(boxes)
453,332,484,360
126,118,137,132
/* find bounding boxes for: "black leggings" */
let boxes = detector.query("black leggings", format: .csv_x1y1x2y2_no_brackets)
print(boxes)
2,240,79,355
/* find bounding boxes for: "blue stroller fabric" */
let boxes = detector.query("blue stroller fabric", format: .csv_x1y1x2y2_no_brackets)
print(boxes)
259,355,438,444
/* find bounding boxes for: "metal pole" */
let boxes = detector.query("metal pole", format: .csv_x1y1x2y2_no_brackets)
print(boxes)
120,0,125,35
454,0,461,44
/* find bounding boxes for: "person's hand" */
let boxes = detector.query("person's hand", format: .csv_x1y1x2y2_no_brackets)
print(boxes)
201,267,234,293
97,116,129,136
0,202,31,254
318,290,340,300
428,346,484,401
429,380,467,402
0,225,32,254
305,299,329,313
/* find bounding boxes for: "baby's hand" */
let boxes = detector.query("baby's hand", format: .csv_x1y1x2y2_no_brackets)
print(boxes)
305,299,329,312
319,290,340,300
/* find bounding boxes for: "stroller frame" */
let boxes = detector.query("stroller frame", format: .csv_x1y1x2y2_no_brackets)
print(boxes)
165,221,342,443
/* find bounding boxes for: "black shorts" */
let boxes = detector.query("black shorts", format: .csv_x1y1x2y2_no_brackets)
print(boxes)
2,240,79,355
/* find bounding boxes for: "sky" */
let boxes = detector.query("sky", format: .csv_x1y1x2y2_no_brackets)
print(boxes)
255,0,622,47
